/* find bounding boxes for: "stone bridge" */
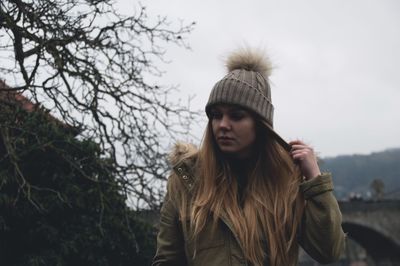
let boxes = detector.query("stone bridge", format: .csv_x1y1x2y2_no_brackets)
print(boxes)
339,200,400,265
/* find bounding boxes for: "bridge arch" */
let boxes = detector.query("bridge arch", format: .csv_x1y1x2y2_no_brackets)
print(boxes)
339,200,400,265
342,221,399,264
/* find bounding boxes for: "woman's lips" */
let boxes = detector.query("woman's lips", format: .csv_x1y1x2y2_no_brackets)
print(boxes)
217,136,234,143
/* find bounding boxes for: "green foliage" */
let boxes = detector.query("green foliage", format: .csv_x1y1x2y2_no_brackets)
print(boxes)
0,107,156,265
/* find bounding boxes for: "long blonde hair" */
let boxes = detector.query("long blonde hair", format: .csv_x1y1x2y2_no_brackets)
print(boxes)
171,119,305,266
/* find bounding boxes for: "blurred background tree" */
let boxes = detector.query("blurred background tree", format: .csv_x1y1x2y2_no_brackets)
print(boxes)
370,178,385,201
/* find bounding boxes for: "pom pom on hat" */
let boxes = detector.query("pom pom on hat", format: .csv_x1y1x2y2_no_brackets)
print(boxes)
225,47,273,77
206,46,275,125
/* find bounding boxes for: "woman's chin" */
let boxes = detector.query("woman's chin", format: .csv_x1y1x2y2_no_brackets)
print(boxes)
218,146,250,159
218,144,236,153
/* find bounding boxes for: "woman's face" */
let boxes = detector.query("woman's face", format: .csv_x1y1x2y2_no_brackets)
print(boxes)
210,104,257,159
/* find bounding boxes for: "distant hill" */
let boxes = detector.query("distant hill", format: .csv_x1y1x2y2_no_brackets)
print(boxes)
319,148,400,200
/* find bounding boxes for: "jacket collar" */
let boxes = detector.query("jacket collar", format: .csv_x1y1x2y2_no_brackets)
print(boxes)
173,162,196,192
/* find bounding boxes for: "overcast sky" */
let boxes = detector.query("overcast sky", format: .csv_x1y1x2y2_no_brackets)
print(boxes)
119,0,400,157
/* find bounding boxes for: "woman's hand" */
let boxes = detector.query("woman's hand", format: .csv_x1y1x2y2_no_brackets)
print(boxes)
289,140,321,180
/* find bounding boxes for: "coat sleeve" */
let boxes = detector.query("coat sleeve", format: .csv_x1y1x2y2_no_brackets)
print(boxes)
298,173,346,264
152,182,187,266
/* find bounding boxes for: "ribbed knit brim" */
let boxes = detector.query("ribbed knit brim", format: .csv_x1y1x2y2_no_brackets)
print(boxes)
206,69,274,125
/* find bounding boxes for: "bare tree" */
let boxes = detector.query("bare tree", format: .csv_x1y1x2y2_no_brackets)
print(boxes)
0,0,196,209
370,178,385,201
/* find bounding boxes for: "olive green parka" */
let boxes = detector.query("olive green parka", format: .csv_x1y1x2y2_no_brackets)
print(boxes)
152,143,346,266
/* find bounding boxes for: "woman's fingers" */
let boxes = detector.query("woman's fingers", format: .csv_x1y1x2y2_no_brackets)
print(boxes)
291,150,309,160
289,140,321,180
290,143,314,158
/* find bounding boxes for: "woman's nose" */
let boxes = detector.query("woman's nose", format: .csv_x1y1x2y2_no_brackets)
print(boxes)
219,115,231,130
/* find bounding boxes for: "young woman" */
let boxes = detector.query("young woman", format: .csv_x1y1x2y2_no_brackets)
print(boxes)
152,48,345,266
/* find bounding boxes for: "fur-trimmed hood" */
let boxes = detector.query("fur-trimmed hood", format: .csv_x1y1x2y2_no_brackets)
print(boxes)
168,142,198,167
167,142,199,193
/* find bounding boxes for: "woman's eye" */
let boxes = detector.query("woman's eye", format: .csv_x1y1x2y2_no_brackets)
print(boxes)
210,111,222,120
230,112,245,121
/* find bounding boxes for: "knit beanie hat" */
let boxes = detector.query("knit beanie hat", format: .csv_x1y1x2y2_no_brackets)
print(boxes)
205,48,290,151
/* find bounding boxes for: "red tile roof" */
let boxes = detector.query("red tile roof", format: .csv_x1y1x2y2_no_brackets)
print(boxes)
0,80,79,135
0,80,38,112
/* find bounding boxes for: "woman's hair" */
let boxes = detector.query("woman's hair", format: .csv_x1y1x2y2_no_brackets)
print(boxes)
169,115,305,266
